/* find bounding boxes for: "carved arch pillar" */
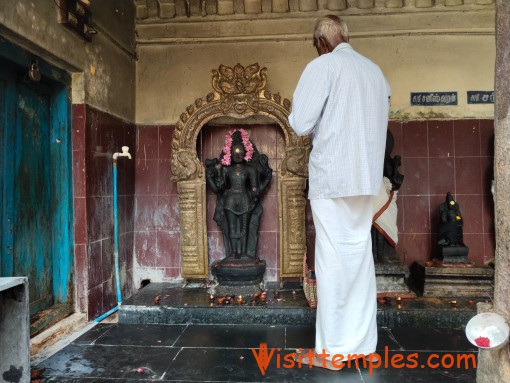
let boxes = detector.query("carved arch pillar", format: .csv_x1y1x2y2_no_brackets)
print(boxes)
171,63,310,279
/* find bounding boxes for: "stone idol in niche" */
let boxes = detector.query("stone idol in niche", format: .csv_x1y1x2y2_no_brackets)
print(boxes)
371,130,404,263
437,192,469,263
205,129,272,290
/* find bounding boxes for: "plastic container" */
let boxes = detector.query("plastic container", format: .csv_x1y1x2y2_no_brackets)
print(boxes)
466,312,509,350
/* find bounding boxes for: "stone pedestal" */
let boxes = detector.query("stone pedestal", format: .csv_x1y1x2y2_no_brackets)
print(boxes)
211,257,266,286
375,262,412,295
374,246,413,295
410,261,494,297
438,245,469,263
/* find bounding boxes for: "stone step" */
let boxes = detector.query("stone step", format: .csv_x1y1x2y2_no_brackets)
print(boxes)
119,283,479,328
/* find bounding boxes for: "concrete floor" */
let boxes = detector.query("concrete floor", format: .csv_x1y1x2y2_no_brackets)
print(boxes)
34,323,477,382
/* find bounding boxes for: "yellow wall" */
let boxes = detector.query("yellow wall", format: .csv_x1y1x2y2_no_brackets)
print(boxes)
135,6,496,123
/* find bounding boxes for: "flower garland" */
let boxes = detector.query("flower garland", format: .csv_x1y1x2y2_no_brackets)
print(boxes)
221,129,254,166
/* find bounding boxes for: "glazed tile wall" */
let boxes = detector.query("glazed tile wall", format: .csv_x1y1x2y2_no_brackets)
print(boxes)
72,105,135,320
133,119,495,284
133,125,180,284
390,119,495,267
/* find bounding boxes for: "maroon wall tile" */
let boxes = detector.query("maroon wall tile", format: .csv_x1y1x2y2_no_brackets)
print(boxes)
455,157,482,195
207,231,225,264
74,244,88,312
102,278,116,312
428,158,455,195
249,125,278,160
159,126,175,160
134,231,158,267
429,194,449,235
403,196,430,234
266,174,277,196
464,233,484,264
206,194,221,232
258,231,278,269
401,233,431,266
455,195,483,234
136,126,159,159
156,231,180,268
135,159,159,195
72,151,86,198
259,194,278,232
87,240,103,288
428,120,454,158
134,196,159,232
402,121,428,157
101,238,114,282
156,195,180,232
87,284,103,321
163,268,181,278
402,157,429,195
73,197,87,245
454,120,480,156
72,104,86,149
158,159,177,196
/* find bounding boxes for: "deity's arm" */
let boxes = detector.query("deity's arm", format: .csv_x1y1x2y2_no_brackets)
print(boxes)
205,158,225,194
257,154,273,193
248,166,260,199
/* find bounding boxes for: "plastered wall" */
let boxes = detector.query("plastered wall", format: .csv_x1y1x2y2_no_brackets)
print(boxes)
0,0,136,122
136,8,496,123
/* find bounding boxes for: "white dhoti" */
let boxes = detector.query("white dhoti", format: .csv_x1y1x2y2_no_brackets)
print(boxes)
310,196,377,358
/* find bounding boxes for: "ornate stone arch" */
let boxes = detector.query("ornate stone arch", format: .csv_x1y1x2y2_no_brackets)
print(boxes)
171,63,310,279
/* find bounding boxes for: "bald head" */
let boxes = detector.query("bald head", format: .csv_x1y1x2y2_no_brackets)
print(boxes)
313,15,349,53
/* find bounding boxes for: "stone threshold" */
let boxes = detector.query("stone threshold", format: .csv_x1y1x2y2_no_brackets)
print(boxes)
119,282,482,328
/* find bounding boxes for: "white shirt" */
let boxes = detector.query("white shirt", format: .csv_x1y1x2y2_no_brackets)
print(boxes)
289,43,391,199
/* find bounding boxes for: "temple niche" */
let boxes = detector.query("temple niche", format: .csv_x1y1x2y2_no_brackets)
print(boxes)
170,63,310,283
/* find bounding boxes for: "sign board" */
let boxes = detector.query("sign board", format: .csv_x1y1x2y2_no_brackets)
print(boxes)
411,92,458,106
467,91,494,104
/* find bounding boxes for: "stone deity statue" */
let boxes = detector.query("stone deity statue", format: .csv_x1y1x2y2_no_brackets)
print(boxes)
437,192,469,262
205,129,272,260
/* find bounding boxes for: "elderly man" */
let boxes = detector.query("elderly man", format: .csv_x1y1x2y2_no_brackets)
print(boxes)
289,15,391,370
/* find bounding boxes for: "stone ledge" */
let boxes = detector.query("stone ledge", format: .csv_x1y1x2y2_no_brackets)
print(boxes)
118,282,479,328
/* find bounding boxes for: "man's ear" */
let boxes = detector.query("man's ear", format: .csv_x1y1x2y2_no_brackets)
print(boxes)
319,37,333,53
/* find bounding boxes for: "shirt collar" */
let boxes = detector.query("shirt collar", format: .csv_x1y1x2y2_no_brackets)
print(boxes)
333,43,352,52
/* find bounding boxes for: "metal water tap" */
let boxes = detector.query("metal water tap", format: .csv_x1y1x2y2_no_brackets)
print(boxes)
113,146,131,160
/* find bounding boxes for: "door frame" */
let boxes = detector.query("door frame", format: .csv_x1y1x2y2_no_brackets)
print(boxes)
0,38,74,308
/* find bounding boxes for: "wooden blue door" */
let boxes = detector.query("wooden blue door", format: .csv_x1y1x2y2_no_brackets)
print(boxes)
0,50,73,324
13,82,54,314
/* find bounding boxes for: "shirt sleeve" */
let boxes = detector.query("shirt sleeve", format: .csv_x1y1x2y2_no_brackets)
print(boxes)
288,59,330,137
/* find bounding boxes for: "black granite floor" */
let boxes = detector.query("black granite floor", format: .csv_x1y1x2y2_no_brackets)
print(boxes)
36,323,478,382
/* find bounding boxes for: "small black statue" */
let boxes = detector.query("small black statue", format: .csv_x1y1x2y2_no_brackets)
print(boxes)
205,129,272,260
437,192,469,262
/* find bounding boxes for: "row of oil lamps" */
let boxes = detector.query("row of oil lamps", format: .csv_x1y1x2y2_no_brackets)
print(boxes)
377,296,478,309
208,290,282,306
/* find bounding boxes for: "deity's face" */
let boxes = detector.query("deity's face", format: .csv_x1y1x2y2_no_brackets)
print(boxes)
232,144,246,164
